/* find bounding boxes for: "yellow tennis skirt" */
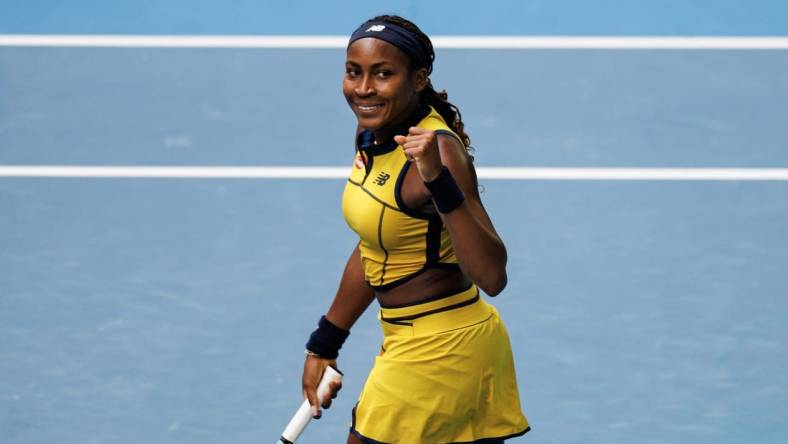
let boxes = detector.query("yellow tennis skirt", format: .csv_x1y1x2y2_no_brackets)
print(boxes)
351,284,530,443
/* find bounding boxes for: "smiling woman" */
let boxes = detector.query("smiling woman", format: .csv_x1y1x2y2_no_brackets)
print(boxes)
299,15,530,443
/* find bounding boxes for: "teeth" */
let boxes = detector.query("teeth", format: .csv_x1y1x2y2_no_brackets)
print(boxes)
359,105,381,111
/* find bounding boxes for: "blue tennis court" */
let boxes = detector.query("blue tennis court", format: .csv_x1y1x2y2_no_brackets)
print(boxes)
2,2,788,443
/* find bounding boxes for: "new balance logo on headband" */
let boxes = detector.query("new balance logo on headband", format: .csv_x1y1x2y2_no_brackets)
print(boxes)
366,25,386,32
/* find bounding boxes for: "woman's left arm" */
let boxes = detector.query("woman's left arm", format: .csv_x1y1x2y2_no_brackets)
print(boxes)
395,128,508,296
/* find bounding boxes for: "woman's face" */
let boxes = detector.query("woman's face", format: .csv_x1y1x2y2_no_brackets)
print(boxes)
344,37,427,133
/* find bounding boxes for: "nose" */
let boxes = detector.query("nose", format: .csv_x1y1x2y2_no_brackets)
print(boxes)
355,73,374,97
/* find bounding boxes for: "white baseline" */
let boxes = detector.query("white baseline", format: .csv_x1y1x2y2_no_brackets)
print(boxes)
1,166,787,181
1,35,788,49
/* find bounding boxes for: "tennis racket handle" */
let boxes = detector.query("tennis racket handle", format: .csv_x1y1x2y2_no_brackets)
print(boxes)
279,366,342,444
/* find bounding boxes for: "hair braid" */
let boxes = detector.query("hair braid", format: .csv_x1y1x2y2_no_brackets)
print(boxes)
372,15,473,156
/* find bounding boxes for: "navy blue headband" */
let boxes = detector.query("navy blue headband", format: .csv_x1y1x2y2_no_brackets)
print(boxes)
348,20,434,74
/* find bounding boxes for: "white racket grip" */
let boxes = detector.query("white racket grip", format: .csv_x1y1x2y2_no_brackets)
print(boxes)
279,366,343,443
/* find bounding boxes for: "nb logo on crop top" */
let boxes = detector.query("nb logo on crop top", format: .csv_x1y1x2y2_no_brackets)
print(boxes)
374,172,391,186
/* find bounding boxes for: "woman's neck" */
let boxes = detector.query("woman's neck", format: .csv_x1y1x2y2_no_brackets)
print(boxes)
373,102,426,145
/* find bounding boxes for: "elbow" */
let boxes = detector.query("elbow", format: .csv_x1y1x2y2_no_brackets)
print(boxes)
483,247,508,296
480,270,507,297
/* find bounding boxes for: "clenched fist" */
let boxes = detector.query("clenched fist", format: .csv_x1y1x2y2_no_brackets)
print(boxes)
394,127,443,182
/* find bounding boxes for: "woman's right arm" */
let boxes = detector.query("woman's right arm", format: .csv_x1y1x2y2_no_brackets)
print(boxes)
302,244,374,417
325,244,375,329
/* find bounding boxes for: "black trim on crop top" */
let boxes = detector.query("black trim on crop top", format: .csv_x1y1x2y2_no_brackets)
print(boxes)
394,160,440,221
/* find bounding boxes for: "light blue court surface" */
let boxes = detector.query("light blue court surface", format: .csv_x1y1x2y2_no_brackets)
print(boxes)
2,0,788,35
2,1,788,443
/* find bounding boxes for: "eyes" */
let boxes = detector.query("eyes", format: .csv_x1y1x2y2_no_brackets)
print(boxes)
345,66,394,80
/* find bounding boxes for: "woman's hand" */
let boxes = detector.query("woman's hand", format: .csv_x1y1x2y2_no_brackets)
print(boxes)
302,354,343,418
394,127,443,182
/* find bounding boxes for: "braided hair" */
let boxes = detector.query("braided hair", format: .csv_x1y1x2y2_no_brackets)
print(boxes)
371,15,473,156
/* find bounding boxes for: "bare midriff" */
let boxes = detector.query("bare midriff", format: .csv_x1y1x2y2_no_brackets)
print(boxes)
374,256,471,307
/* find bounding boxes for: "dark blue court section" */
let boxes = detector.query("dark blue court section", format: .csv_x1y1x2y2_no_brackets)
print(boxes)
2,48,787,167
2,0,788,35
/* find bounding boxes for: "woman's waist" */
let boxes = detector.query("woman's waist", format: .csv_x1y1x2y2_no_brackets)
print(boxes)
377,283,492,337
374,265,468,305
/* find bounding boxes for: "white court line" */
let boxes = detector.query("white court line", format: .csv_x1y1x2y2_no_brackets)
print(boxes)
1,166,788,181
1,35,788,49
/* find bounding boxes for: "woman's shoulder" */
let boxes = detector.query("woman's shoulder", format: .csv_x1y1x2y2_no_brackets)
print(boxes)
416,106,463,145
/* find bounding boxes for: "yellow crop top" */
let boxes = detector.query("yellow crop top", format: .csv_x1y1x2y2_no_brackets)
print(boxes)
342,105,462,290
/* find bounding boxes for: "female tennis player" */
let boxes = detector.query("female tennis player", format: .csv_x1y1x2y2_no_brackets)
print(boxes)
301,15,530,443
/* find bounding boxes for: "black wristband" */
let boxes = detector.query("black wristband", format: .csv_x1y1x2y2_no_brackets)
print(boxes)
424,166,465,214
305,315,350,360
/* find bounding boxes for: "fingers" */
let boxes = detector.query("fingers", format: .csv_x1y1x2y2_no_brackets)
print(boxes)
321,377,343,409
302,376,321,418
329,379,343,399
302,357,344,419
320,379,343,409
396,130,435,162
395,128,434,145
304,386,321,419
407,126,430,135
302,356,325,418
